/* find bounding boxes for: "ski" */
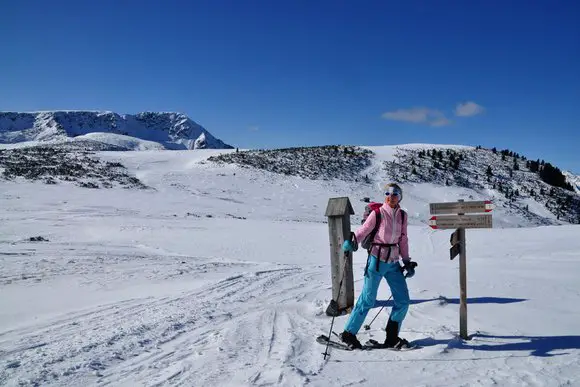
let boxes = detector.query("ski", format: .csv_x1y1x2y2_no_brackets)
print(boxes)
364,338,422,351
317,334,422,352
316,334,354,351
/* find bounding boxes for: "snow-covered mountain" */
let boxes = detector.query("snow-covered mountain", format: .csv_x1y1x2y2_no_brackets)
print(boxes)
1,142,578,225
0,111,234,150
208,144,580,225
1,143,580,386
564,170,580,194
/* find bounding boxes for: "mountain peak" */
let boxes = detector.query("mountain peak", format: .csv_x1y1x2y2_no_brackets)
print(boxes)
0,110,234,150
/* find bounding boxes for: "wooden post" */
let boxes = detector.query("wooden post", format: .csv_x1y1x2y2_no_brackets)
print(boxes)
457,199,468,340
324,197,355,315
458,226,468,339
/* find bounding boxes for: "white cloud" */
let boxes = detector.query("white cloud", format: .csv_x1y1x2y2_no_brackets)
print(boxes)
455,101,485,117
248,126,259,132
381,107,452,127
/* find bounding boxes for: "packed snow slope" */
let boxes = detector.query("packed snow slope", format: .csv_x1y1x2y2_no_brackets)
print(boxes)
0,111,233,150
1,145,579,387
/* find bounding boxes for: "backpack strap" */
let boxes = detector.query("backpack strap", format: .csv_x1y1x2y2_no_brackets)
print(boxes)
363,208,382,277
371,243,397,271
368,208,382,252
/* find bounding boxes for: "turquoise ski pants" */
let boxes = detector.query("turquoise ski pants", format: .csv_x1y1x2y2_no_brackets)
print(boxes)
344,256,410,335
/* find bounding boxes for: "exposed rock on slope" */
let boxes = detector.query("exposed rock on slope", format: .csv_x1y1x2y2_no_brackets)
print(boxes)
0,145,147,189
387,146,580,224
208,146,374,180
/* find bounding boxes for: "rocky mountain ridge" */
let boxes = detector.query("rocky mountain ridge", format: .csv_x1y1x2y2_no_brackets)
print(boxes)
0,111,233,150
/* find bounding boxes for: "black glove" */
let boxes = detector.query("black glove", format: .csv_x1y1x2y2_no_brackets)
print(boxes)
401,260,417,278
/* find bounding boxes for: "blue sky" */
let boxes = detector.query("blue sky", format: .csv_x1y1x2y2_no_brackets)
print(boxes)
1,0,579,172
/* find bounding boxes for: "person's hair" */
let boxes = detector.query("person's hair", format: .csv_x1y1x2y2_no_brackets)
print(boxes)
384,183,402,192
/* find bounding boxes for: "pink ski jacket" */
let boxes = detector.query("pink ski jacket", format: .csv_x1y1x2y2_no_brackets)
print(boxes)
354,203,410,263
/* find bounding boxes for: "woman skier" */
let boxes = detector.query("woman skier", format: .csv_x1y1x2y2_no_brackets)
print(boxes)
340,183,417,349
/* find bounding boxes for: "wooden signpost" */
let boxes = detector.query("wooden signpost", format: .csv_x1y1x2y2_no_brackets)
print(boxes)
428,199,493,339
324,197,355,316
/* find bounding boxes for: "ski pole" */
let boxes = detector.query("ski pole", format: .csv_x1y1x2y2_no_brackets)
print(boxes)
363,294,392,330
323,251,349,360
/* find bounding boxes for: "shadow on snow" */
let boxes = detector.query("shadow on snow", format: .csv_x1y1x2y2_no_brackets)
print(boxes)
366,297,578,357
374,296,527,308
413,333,580,357
371,296,580,357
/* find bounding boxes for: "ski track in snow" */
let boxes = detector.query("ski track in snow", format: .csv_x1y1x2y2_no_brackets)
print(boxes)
0,245,326,386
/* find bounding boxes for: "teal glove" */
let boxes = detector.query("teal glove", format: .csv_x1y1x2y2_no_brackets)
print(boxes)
342,240,355,252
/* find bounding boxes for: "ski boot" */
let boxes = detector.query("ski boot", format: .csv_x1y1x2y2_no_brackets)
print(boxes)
340,330,363,349
384,318,412,349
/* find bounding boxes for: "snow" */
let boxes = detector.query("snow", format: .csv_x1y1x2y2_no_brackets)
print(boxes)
74,132,166,151
1,146,579,386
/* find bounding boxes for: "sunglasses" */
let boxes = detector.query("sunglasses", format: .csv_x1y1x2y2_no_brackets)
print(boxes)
385,191,401,197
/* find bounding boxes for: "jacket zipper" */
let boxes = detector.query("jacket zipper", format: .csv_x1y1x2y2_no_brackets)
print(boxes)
390,208,398,244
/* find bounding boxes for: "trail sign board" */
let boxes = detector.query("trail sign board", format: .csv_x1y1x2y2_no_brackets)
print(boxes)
429,200,493,215
428,199,493,340
429,214,493,230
